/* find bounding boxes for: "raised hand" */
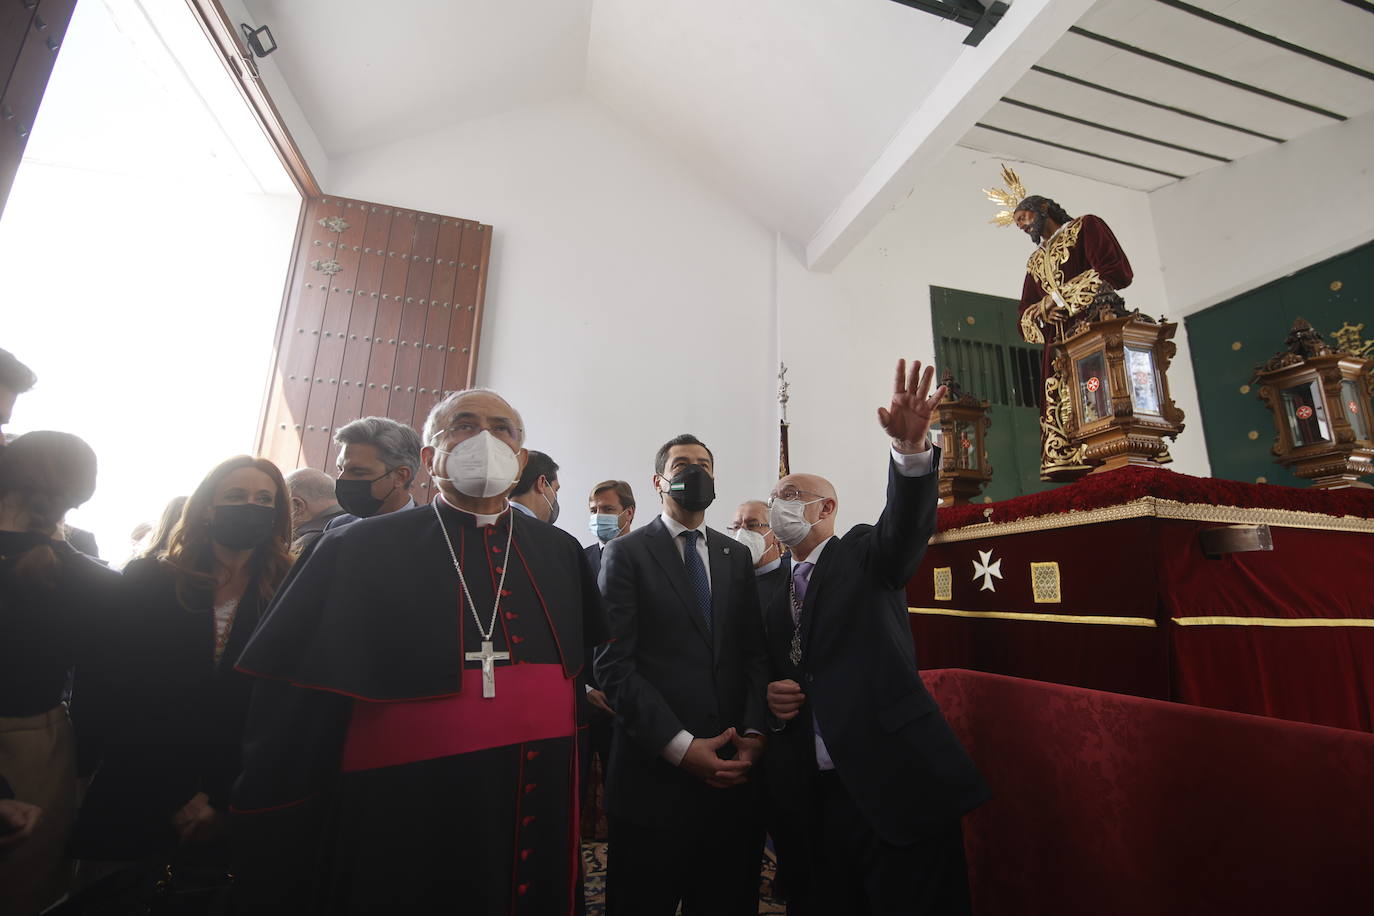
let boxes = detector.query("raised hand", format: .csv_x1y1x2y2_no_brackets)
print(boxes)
877,359,946,454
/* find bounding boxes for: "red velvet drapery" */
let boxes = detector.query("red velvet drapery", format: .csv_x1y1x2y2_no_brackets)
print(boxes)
925,668,1374,916
912,467,1374,731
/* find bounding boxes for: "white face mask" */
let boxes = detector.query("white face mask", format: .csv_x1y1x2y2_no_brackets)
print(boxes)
769,497,823,548
433,430,521,499
732,528,767,565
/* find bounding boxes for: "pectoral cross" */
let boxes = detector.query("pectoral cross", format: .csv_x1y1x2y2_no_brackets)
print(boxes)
465,639,510,698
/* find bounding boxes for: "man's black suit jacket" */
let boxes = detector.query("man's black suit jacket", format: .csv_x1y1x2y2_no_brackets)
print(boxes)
594,516,769,828
762,453,989,846
582,542,611,711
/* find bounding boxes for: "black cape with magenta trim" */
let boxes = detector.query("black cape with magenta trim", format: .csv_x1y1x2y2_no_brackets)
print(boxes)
230,502,608,915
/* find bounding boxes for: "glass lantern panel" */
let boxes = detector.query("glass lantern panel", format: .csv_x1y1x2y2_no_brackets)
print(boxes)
953,419,979,470
1126,347,1161,415
1340,379,1372,441
1280,380,1331,447
1076,352,1109,423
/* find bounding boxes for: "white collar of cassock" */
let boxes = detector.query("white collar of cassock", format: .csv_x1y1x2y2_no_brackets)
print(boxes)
437,493,510,528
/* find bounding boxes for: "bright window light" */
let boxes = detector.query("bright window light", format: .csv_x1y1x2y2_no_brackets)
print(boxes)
0,0,303,565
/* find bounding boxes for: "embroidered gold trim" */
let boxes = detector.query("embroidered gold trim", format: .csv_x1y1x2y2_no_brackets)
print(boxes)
1030,562,1061,603
1040,365,1087,477
1173,616,1374,628
933,567,953,601
1019,302,1045,344
909,607,1157,627
1025,218,1085,304
930,497,1374,543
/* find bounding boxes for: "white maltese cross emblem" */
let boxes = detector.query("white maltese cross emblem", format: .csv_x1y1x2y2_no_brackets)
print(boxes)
972,549,1003,592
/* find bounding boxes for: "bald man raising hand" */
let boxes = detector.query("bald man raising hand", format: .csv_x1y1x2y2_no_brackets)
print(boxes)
760,359,988,916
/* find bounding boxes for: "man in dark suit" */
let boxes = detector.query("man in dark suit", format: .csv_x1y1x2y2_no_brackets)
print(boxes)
581,480,636,804
763,359,989,916
595,435,770,916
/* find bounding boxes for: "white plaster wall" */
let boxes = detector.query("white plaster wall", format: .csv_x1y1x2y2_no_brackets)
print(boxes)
777,146,1210,528
1151,111,1374,316
326,100,1216,540
327,96,780,543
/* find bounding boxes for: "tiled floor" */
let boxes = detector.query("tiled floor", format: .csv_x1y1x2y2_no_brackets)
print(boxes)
581,842,786,915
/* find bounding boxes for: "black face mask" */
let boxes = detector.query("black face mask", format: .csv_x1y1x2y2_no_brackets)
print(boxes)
666,465,716,512
335,471,395,518
209,503,277,551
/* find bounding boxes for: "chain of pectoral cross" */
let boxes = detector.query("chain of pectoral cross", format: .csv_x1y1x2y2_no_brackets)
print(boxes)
433,500,514,698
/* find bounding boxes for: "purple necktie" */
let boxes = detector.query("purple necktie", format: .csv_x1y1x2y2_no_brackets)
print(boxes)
791,561,814,625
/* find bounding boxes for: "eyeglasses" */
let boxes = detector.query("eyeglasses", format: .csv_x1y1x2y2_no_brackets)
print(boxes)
431,419,523,446
766,488,824,508
727,520,771,533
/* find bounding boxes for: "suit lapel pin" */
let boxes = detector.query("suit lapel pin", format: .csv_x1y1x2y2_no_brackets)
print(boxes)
723,547,730,555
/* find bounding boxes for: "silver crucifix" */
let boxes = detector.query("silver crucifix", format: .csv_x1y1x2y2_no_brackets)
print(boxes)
465,639,510,698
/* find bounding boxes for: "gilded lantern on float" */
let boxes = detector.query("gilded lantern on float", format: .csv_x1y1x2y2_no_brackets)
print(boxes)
1254,318,1374,489
931,372,992,506
1057,312,1186,473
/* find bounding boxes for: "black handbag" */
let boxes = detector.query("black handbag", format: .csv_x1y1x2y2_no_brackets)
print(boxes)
51,858,233,916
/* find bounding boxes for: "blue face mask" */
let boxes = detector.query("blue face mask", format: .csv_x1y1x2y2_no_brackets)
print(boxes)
588,511,625,543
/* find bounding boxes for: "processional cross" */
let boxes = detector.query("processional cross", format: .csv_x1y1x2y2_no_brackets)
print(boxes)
465,640,511,698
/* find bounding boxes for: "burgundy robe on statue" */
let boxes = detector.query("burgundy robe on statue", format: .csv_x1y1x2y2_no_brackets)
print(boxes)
1018,214,1133,323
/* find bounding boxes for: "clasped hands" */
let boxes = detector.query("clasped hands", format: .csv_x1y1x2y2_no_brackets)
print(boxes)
680,728,766,789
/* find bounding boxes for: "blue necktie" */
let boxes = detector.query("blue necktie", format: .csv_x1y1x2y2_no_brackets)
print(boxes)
681,530,712,631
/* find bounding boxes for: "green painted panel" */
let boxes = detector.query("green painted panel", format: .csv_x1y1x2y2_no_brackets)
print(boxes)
930,286,1057,502
1185,240,1374,485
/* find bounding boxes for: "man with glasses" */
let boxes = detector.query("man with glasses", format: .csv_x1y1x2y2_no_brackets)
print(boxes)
233,388,608,915
729,500,783,578
761,359,988,916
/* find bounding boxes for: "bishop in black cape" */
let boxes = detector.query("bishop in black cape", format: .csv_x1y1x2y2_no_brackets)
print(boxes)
230,498,607,914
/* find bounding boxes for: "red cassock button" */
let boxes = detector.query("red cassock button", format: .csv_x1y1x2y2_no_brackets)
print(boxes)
511,634,525,644
518,883,528,896
526,749,540,760
522,815,536,826
520,849,531,861
524,783,537,794
504,611,517,620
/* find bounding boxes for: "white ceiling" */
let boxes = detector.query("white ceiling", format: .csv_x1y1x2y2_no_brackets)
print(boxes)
242,0,594,155
585,0,970,241
241,0,975,244
237,0,1373,255
961,0,1374,191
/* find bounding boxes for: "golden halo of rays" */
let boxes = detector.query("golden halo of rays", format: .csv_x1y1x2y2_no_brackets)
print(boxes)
982,163,1030,227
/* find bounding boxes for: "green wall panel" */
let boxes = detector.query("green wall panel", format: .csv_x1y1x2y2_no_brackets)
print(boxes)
1185,240,1374,486
930,286,1058,502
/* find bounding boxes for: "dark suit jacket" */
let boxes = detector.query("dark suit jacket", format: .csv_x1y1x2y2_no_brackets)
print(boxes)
71,557,269,859
594,517,769,828
762,452,989,846
291,507,345,555
583,543,605,693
